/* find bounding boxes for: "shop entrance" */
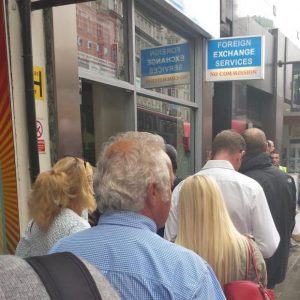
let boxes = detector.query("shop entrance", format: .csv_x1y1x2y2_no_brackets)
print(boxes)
80,81,133,166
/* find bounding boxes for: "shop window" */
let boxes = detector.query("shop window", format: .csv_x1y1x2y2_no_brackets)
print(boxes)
287,140,300,173
80,82,96,165
76,0,126,80
135,8,192,102
292,63,300,110
137,95,193,178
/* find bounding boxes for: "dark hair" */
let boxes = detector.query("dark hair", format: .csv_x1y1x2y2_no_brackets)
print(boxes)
212,130,246,156
271,150,279,155
242,128,267,155
165,144,178,172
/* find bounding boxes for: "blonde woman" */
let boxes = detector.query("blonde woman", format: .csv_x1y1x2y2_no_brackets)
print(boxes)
16,157,96,257
176,175,267,287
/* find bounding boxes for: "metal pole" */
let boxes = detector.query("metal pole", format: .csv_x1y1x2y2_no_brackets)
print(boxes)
278,60,300,67
17,0,40,182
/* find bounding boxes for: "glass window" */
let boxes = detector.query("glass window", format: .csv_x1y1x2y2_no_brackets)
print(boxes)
137,95,193,177
292,63,300,110
135,8,192,102
76,0,126,80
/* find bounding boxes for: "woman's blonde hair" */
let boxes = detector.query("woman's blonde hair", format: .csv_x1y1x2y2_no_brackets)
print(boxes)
28,157,96,230
176,175,248,286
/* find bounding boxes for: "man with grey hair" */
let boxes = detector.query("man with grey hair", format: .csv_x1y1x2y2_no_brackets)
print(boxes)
165,130,279,259
240,128,296,288
50,131,225,300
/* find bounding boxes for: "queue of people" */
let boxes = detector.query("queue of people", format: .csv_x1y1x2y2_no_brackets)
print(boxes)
49,132,225,299
165,130,279,259
0,129,296,299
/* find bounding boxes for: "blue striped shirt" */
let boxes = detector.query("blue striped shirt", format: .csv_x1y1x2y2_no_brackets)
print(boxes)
50,211,225,300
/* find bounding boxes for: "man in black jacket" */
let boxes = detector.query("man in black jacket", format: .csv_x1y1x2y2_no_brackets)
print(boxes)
240,128,296,288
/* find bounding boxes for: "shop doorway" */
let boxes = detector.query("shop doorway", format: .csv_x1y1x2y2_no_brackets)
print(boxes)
80,81,133,165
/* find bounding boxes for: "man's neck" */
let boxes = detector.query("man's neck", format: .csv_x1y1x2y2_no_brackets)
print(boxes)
212,151,239,171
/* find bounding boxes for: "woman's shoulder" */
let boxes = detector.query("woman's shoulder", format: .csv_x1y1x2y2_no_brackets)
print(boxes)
54,208,90,232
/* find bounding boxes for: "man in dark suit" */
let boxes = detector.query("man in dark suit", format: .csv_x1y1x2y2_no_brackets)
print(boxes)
240,128,296,288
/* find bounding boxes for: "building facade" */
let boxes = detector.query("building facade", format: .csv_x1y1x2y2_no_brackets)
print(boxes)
1,0,220,253
215,0,300,174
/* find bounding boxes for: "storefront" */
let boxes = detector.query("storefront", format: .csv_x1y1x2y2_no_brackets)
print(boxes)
48,0,220,178
214,0,300,172
0,0,221,253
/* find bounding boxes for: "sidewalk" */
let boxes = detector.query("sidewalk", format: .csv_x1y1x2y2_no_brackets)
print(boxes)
275,241,300,299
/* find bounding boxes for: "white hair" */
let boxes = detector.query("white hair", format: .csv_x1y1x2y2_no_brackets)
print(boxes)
94,131,170,213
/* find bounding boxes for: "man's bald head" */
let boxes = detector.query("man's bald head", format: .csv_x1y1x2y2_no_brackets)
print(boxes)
242,128,267,155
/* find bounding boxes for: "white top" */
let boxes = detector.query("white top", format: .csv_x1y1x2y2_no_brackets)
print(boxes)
15,208,90,258
164,160,280,258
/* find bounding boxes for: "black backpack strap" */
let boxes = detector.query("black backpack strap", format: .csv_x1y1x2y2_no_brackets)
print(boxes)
25,252,102,300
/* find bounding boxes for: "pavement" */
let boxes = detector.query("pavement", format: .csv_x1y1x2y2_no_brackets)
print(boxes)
274,239,300,299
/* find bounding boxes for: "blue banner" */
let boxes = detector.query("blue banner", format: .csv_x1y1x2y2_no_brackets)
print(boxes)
141,43,190,77
207,36,262,70
206,36,265,81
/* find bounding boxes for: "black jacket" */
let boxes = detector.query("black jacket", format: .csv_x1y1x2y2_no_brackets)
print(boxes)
157,176,183,238
240,152,296,287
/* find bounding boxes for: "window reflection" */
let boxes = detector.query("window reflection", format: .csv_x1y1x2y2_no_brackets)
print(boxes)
292,63,300,109
137,95,193,177
135,9,192,101
76,0,126,80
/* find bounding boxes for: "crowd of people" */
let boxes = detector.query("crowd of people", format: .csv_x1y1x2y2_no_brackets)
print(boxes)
0,128,296,299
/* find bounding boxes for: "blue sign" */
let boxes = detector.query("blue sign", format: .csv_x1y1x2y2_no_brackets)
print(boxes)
141,43,190,88
206,36,264,81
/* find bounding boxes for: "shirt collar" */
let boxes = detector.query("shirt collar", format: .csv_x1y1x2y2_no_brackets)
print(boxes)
98,211,157,232
201,160,234,170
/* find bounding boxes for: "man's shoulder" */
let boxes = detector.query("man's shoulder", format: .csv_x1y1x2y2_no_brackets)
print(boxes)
198,166,262,189
271,168,296,189
157,242,224,298
159,240,212,275
232,171,262,187
51,227,209,281
246,164,286,181
49,225,94,253
162,239,198,257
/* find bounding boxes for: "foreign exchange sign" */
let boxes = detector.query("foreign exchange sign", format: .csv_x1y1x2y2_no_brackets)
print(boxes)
206,36,265,81
141,43,190,88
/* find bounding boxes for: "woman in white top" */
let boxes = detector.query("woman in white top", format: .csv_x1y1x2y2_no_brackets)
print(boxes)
16,156,96,257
